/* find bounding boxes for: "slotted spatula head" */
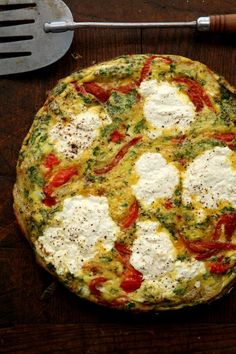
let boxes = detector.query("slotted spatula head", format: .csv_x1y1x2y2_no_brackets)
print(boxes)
0,0,74,75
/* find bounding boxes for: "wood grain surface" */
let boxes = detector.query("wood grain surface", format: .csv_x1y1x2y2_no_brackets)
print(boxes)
0,1,236,353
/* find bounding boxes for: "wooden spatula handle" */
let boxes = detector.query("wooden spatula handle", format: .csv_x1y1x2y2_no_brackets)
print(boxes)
210,14,236,32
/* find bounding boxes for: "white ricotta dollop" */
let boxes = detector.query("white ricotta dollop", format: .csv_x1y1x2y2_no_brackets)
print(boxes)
139,80,195,138
49,107,111,159
175,260,206,280
130,221,177,278
36,195,119,275
129,221,206,299
183,147,236,208
132,152,179,205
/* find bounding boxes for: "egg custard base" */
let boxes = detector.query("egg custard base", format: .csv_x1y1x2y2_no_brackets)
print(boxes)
14,55,236,311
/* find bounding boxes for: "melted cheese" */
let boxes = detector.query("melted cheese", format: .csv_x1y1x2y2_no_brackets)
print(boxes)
183,147,236,208
132,152,179,205
139,80,195,138
49,106,111,159
36,195,119,275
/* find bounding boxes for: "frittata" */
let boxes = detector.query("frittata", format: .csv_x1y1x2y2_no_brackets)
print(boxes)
13,54,236,311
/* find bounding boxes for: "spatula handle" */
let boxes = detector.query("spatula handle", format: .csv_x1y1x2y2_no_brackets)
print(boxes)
210,14,236,32
44,14,236,33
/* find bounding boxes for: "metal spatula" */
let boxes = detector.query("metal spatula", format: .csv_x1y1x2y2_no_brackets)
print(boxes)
0,0,74,75
1,0,236,75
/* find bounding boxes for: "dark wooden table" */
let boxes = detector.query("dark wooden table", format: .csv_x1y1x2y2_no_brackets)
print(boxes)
1,1,236,353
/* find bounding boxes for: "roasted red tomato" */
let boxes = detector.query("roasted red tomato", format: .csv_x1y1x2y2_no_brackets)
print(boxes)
94,136,142,175
121,200,139,229
213,213,236,241
115,242,143,292
213,133,235,143
83,82,110,102
173,77,215,112
163,199,174,210
42,195,57,207
73,82,87,95
43,153,60,170
140,55,173,82
114,242,131,257
89,276,108,296
120,267,143,293
213,133,236,150
116,81,138,94
110,130,125,143
43,167,77,206
180,233,236,261
208,256,236,274
171,135,186,144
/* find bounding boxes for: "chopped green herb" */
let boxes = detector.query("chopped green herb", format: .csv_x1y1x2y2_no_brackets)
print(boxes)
203,271,211,280
107,91,137,116
134,119,146,134
29,128,41,145
125,302,136,310
86,174,106,183
79,94,93,105
24,189,29,198
173,287,186,296
128,150,137,158
174,188,181,197
220,85,231,100
220,206,235,214
169,63,176,73
174,199,181,207
47,263,56,272
84,159,94,173
93,146,100,156
199,79,206,86
100,124,117,138
99,255,112,263
65,273,75,281
27,166,44,186
53,82,67,95
176,254,188,261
